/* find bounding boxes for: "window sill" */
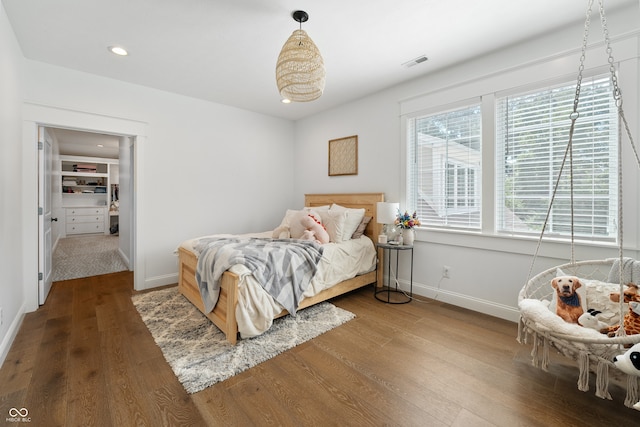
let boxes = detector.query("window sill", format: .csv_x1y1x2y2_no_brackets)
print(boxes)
413,227,634,260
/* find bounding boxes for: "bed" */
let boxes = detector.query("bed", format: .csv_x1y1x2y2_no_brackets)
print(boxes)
177,193,385,344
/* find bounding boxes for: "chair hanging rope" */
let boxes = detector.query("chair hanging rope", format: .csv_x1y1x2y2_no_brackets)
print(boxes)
525,0,640,287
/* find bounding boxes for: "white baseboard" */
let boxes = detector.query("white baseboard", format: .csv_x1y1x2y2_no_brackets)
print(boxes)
397,280,521,323
140,272,178,291
118,247,130,268
137,274,521,323
0,303,26,369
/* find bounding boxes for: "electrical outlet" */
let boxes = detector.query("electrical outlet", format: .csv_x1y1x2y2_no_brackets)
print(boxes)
442,266,451,278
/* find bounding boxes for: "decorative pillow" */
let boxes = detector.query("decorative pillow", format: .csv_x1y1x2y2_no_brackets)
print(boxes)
321,209,349,242
606,257,640,284
585,280,628,326
330,204,365,241
548,268,587,319
351,216,372,239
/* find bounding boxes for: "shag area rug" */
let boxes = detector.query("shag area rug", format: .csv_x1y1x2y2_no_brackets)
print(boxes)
132,287,355,394
53,235,127,281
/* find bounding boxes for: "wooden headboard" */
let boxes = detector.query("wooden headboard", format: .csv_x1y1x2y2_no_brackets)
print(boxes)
304,193,385,241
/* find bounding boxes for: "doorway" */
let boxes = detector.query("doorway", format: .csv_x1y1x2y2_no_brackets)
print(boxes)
24,102,147,310
47,127,130,285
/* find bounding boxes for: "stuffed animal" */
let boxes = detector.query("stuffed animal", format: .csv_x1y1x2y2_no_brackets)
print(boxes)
578,308,608,330
613,342,640,374
272,225,290,239
551,275,584,324
299,214,330,244
613,342,640,410
601,284,640,337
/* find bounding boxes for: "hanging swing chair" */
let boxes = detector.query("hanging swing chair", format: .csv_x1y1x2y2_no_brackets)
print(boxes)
517,0,640,409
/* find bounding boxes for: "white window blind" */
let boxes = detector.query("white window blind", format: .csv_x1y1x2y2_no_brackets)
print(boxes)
496,75,618,240
407,104,482,230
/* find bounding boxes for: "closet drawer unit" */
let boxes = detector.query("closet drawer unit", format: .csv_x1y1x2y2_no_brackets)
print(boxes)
65,207,106,235
66,222,105,234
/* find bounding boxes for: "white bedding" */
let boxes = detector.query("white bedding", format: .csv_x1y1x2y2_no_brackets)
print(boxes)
179,231,376,338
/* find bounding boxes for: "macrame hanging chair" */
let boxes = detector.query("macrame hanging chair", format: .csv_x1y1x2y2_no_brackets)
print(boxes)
517,0,640,409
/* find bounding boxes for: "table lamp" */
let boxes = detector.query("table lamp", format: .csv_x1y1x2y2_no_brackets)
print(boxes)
376,202,399,244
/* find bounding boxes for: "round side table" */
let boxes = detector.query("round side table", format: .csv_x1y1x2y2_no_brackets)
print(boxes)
375,243,414,304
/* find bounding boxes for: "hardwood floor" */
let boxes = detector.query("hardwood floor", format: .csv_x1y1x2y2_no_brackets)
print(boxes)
1,272,638,426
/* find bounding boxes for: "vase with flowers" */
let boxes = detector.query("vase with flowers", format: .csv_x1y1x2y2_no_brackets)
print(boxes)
395,211,420,245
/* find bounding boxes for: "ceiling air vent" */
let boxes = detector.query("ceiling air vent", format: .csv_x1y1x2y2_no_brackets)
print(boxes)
402,55,428,68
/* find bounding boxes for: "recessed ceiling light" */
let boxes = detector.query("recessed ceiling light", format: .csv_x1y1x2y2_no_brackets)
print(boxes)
97,144,104,148
281,98,291,104
108,46,128,56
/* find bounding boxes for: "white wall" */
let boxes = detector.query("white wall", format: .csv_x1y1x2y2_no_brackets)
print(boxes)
0,2,26,365
18,58,295,298
294,4,640,321
5,53,297,358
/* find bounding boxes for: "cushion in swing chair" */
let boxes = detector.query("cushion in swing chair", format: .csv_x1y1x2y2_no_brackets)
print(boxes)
518,259,628,341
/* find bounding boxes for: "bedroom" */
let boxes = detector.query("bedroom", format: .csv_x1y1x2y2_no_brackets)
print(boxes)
1,0,640,423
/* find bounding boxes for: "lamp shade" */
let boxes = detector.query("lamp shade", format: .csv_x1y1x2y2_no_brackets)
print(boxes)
276,29,325,102
377,202,399,224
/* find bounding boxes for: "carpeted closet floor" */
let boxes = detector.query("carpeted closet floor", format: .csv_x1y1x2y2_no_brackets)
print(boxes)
52,234,128,281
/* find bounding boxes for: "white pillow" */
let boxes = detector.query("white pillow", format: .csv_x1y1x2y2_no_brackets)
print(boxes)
584,280,628,326
330,204,365,241
321,209,349,242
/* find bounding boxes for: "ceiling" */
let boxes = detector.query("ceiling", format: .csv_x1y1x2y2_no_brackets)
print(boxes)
4,0,638,128
49,128,120,159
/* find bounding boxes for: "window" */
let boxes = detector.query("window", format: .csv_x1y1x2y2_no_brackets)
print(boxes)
406,104,482,230
446,161,476,209
496,75,618,240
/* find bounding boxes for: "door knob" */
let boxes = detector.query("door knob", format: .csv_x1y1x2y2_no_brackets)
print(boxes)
51,217,58,222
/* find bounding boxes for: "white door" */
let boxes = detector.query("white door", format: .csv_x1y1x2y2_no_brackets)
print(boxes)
38,126,53,304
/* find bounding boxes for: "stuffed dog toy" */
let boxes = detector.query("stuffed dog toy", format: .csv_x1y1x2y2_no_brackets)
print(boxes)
551,275,584,323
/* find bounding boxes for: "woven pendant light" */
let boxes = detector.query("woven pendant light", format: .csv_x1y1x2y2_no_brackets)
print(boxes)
276,10,325,103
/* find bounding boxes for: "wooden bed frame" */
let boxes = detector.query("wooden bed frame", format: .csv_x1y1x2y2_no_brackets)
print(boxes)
177,192,385,344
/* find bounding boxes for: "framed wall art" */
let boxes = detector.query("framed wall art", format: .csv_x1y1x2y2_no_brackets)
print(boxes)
328,135,358,176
